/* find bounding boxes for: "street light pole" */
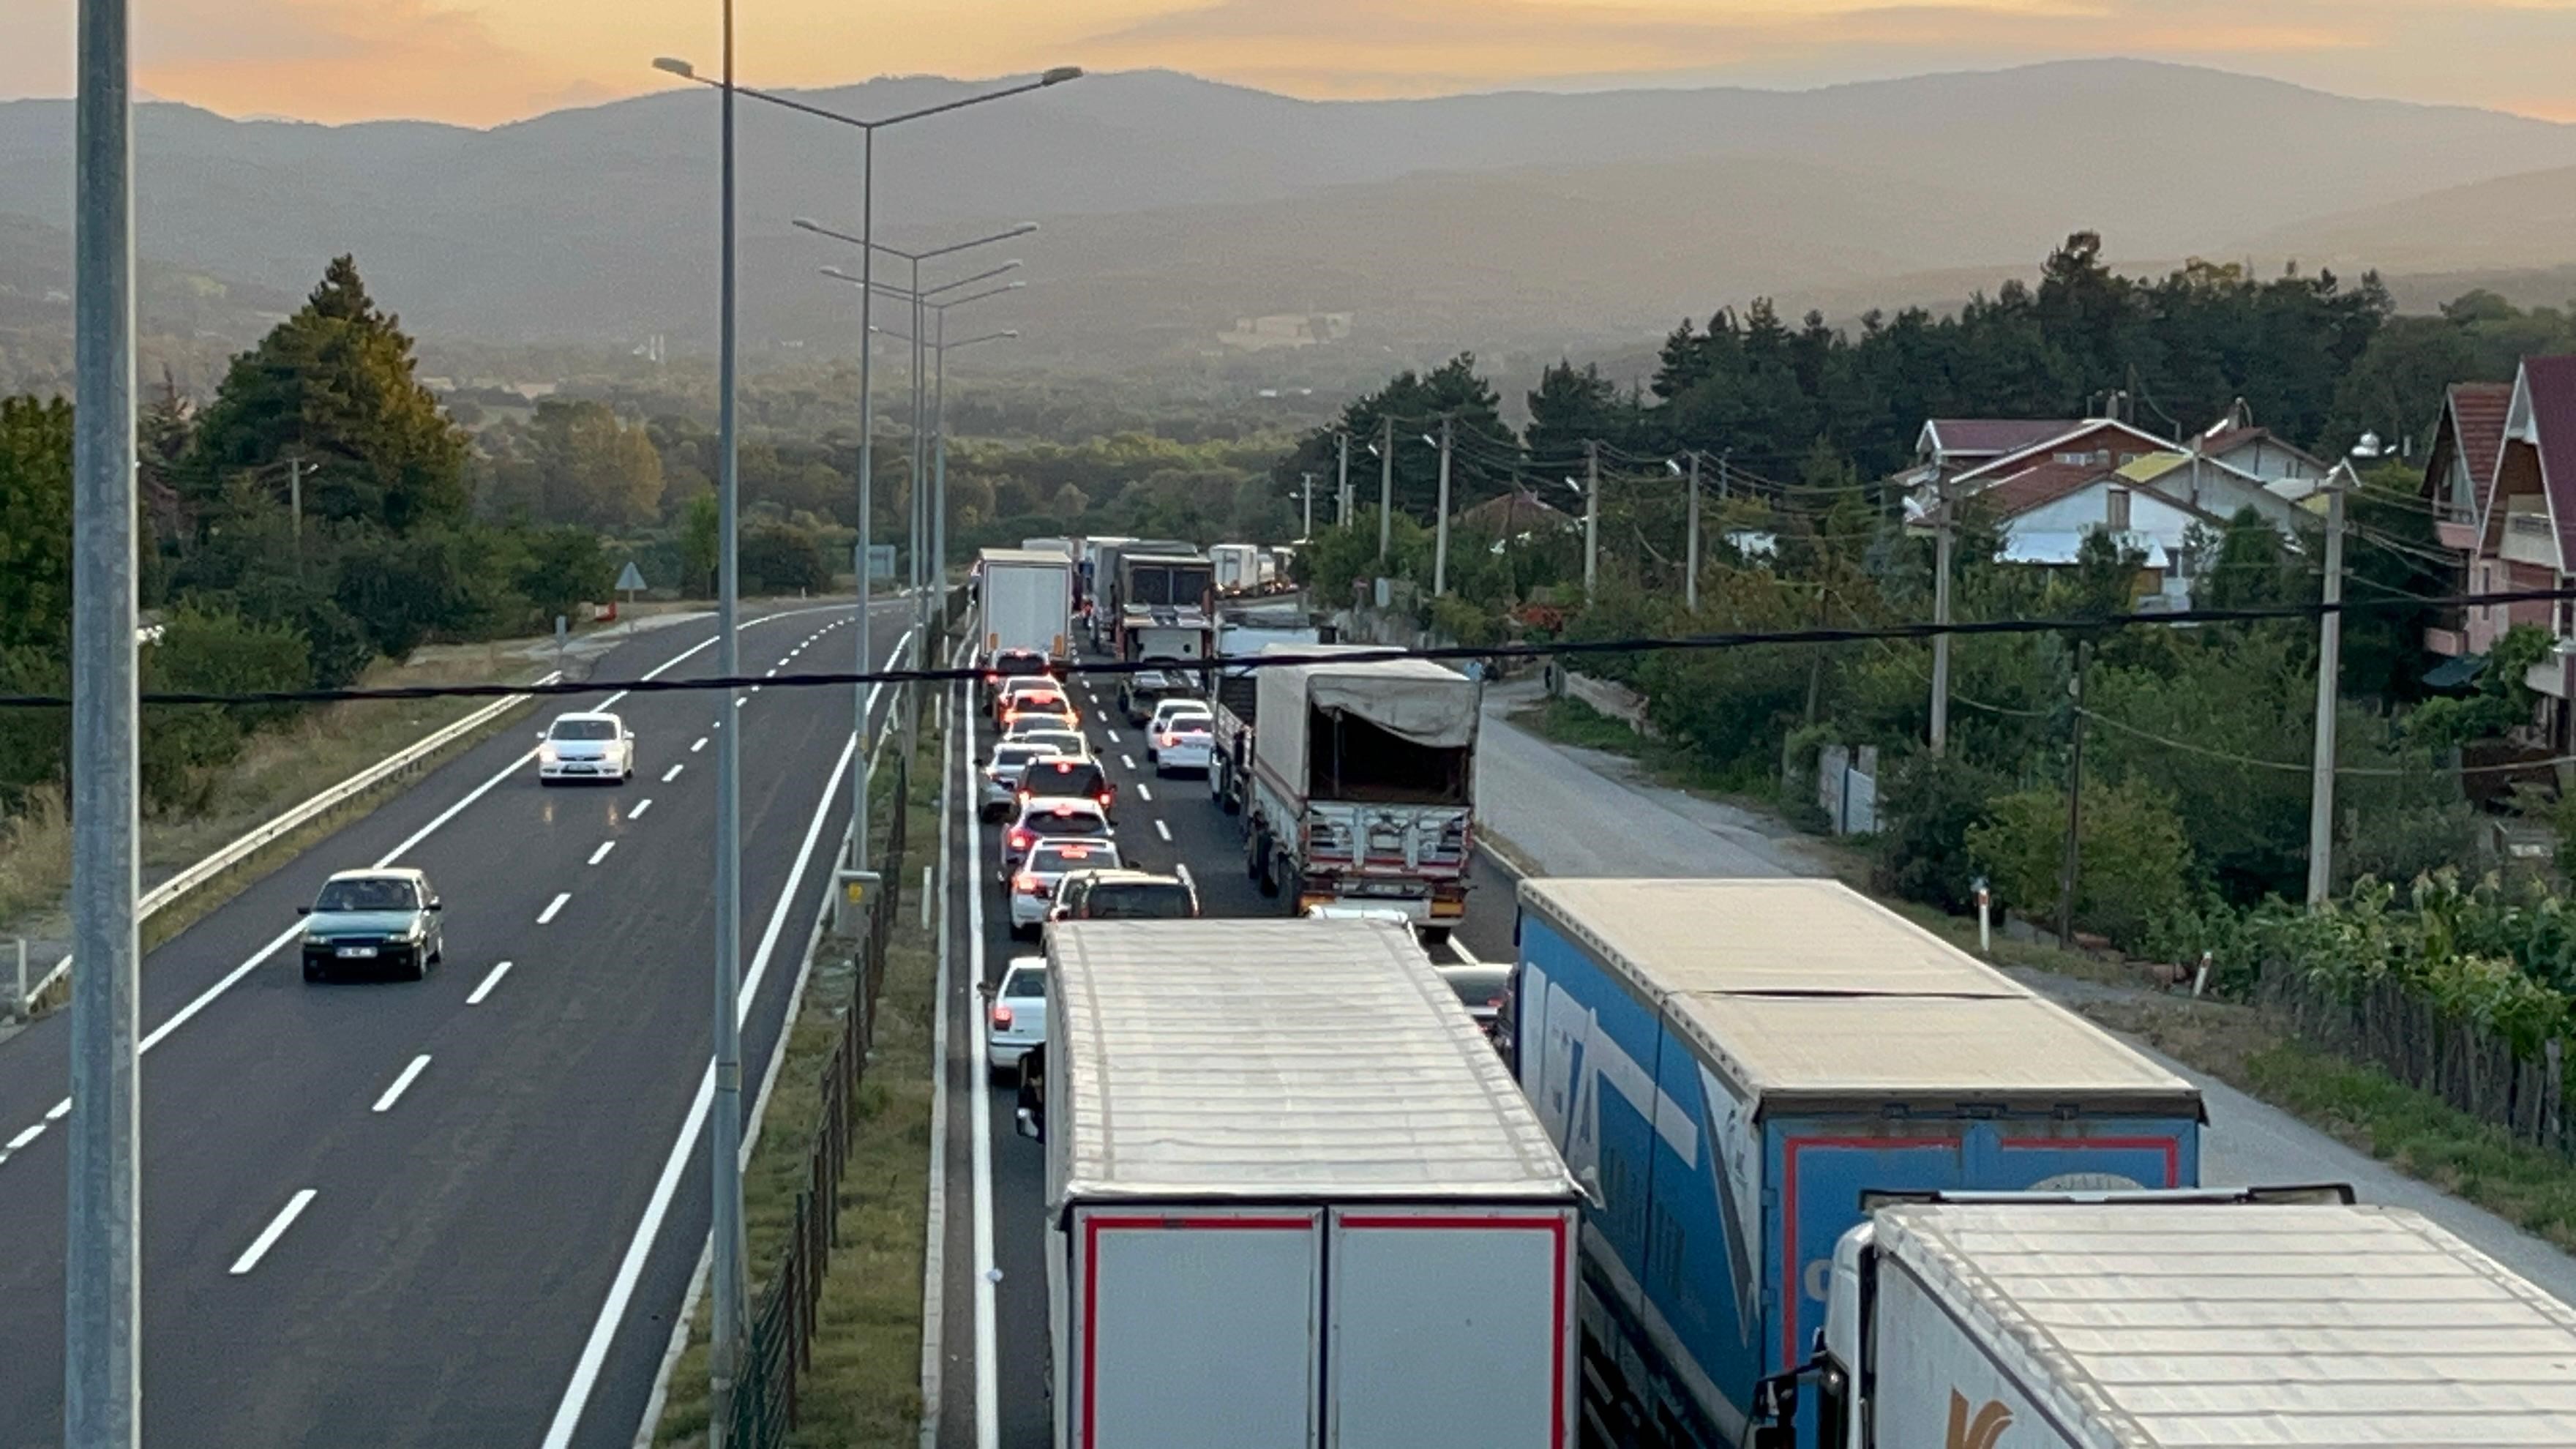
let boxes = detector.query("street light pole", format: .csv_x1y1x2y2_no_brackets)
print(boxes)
2306,473,2350,907
1584,440,1600,602
707,7,749,1440
1301,472,1314,539
1377,416,1394,564
68,0,140,1437
1683,452,1701,614
1431,417,1453,597
1337,430,1352,528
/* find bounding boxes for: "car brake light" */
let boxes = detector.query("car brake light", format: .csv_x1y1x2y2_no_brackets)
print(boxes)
1015,875,1048,896
991,1004,1014,1028
1097,791,1113,805
1008,829,1033,851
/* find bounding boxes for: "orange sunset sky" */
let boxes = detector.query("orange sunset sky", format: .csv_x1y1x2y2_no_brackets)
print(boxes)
7,0,2576,127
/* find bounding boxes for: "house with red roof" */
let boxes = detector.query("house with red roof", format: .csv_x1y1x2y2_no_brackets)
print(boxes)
2191,400,2337,501
2475,357,2576,733
2420,381,2518,659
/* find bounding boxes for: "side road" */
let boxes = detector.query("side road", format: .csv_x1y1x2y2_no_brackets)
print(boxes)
1470,681,2576,1307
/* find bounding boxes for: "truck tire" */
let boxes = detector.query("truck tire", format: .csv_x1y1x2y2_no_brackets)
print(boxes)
1256,841,1282,899
1247,828,1267,883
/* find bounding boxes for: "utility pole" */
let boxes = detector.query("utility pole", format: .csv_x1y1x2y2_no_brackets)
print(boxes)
1432,416,1453,597
288,457,304,579
68,0,140,1436
1336,430,1351,528
2305,479,2348,907
850,124,877,877
2057,634,2089,951
1930,473,1955,757
1683,450,1701,614
1300,471,1314,539
1583,439,1600,602
708,4,749,1440
1377,415,1394,564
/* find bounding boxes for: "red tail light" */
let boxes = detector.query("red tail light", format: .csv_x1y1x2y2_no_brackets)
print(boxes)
1015,874,1048,896
1008,828,1033,852
990,1004,1014,1028
1097,790,1113,806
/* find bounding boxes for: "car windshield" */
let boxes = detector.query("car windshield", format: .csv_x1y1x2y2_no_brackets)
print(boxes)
552,719,617,741
991,744,1053,770
1018,731,1087,757
1029,841,1118,872
1441,965,1511,1010
1025,762,1107,794
315,877,419,913
1022,810,1107,839
998,965,1048,999
1082,881,1197,919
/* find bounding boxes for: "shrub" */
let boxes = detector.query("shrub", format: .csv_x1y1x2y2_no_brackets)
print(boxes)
740,521,832,595
1873,749,2010,913
1967,776,2193,946
140,606,313,812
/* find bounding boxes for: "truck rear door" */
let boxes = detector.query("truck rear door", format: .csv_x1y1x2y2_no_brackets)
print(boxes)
1325,1206,1575,1449
1768,1122,2190,1379
1072,1205,1322,1449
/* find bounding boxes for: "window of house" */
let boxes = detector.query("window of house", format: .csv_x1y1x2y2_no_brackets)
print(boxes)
2105,486,2132,532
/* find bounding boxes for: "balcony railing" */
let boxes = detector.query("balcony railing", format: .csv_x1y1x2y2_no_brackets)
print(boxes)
2502,512,2559,568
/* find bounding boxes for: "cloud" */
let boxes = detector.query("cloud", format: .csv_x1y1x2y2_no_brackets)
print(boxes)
125,0,601,124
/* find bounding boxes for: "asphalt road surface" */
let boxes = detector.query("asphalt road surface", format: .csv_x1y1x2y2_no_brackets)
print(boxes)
0,599,912,1449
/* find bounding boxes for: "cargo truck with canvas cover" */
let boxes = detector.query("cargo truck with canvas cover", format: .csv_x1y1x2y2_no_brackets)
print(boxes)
1506,878,2204,1449
1207,614,1329,814
978,547,1075,667
1245,646,1478,936
1753,1191,2576,1448
1033,918,1580,1449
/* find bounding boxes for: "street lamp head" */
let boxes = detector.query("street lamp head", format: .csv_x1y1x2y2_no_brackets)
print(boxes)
820,266,859,283
1041,67,1085,86
1665,458,1685,476
793,217,824,232
651,56,696,78
1008,222,1041,237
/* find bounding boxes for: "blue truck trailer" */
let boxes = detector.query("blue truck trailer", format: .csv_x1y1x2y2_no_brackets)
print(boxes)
1506,878,2205,1449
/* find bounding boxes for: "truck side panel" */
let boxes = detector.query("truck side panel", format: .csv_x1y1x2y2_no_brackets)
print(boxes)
1073,1207,1322,1449
1867,1258,2078,1449
1325,1207,1576,1449
1770,1122,2198,1385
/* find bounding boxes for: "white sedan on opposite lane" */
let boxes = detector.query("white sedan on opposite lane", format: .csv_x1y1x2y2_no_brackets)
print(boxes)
537,711,634,785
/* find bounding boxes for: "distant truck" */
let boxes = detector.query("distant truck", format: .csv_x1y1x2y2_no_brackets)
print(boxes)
1210,542,1262,596
1115,604,1216,665
1505,877,2204,1449
1019,536,1076,559
1025,918,1580,1449
1087,538,1191,649
1245,646,1478,940
1206,614,1330,815
1750,1188,2576,1448
977,547,1074,668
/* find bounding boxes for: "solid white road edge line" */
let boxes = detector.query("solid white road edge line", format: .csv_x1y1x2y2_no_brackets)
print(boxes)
558,626,910,1449
371,1055,431,1113
632,628,916,1449
967,697,1000,1449
588,841,616,866
467,961,513,1006
537,893,571,925
228,1189,318,1276
916,672,960,1449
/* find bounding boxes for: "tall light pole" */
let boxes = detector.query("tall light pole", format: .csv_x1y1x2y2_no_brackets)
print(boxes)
1336,430,1352,527
867,316,1017,611
69,0,140,1438
1425,419,1453,596
2308,437,2377,906
658,61,1082,874
649,29,748,1443
1669,452,1702,614
1377,416,1394,564
1583,440,1601,602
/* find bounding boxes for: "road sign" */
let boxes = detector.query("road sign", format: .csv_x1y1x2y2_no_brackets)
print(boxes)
615,561,647,592
865,544,897,580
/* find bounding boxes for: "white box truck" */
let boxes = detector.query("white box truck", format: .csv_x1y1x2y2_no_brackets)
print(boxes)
978,546,1074,668
1210,541,1262,595
1030,918,1580,1449
1752,1188,2576,1448
1245,646,1478,937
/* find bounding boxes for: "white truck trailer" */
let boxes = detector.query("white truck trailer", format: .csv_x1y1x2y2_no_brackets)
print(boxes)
1032,918,1580,1449
1245,646,1478,938
1753,1189,2576,1448
977,546,1074,668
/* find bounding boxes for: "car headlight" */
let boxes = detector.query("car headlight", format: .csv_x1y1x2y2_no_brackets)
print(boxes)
303,932,329,948
396,921,427,943
539,744,559,763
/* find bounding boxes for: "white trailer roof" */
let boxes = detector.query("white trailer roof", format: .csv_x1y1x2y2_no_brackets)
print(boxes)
1880,1202,2576,1445
1519,878,2199,1119
1046,918,1573,1205
978,547,1074,568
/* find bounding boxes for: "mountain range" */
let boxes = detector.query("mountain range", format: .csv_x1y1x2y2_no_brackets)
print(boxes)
1,59,2571,378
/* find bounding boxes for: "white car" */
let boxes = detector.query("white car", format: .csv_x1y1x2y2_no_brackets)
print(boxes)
984,956,1049,1081
1000,797,1116,878
1141,697,1205,760
981,741,1063,822
1008,837,1122,937
1150,711,1213,776
1007,727,1090,763
537,711,634,785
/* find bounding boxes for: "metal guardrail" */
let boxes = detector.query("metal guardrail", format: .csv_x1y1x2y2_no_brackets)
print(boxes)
26,672,564,1007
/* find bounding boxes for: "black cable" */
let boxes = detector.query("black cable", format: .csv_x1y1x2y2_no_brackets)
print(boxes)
18,583,2576,711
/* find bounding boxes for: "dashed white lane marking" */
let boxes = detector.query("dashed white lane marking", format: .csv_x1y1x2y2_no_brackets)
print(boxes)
733,697,746,708
631,798,653,818
5,1124,42,1151
372,1055,431,1113
537,893,571,925
468,960,513,1005
1136,783,1153,802
662,765,684,783
1120,755,1137,772
691,737,707,753
228,1189,317,1275
588,841,616,866
1153,820,1172,842
45,1098,70,1122
1106,730,1122,744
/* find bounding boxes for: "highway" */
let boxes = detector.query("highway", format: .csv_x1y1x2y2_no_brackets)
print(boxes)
0,600,910,1449
929,663,1511,1449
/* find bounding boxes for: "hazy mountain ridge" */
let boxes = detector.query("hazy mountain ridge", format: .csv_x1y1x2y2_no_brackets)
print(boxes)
0,59,2569,370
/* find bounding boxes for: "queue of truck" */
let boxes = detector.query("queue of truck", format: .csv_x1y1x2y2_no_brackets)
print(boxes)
972,540,2576,1449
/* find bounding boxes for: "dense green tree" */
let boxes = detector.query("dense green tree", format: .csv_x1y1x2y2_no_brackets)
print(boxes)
739,521,832,596
186,255,471,535
485,398,665,527
0,396,72,651
1274,353,1516,527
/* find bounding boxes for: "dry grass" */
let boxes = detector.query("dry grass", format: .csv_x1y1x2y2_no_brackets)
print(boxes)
0,788,71,931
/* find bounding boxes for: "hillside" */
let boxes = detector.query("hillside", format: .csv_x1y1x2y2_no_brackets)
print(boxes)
0,59,2571,370
2238,163,2576,274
